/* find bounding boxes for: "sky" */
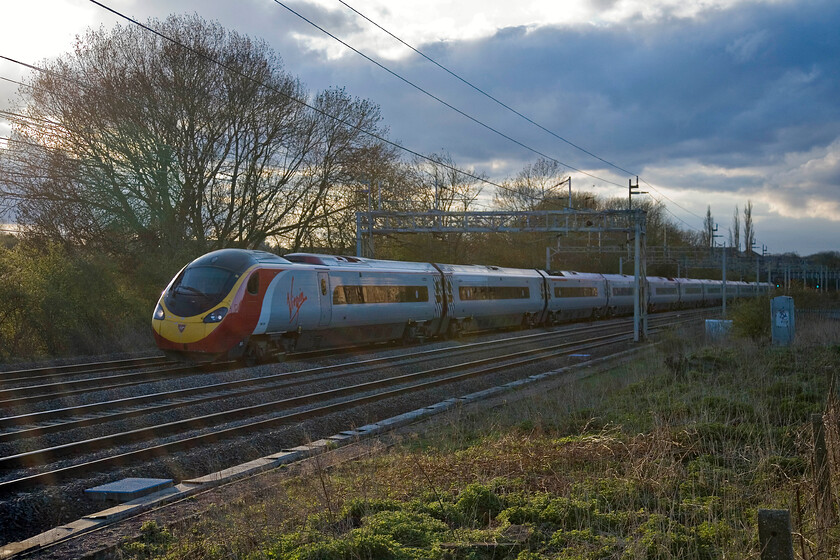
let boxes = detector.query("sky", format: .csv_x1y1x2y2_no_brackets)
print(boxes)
1,0,839,255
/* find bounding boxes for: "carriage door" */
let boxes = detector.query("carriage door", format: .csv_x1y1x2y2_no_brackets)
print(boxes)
317,271,332,326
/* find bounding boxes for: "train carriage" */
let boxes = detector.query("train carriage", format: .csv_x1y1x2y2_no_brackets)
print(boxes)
441,263,546,334
647,277,680,312
676,278,705,308
603,274,637,316
702,280,723,306
283,254,442,348
544,271,608,322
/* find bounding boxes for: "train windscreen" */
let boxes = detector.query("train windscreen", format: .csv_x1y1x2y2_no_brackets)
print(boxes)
165,266,238,317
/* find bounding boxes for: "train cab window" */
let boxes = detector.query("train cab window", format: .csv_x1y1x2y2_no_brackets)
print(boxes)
247,273,259,295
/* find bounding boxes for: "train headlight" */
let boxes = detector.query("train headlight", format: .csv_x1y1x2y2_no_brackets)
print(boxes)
203,307,228,323
153,303,165,321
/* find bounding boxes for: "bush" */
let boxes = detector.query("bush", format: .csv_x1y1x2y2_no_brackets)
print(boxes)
455,483,504,526
730,296,771,341
0,242,156,361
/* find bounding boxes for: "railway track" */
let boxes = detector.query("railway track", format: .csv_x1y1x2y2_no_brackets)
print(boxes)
0,309,709,497
0,355,171,386
0,314,651,410
0,320,638,439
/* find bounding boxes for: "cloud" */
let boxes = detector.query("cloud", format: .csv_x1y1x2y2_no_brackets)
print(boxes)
765,137,840,219
2,0,839,254
726,29,771,63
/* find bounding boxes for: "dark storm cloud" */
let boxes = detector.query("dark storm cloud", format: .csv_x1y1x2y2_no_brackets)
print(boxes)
376,1,840,175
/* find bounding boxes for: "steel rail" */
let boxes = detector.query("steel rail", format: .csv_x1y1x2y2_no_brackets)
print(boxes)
0,310,706,434
0,330,643,493
0,329,636,472
0,363,229,407
0,319,638,439
0,356,169,385
0,313,650,408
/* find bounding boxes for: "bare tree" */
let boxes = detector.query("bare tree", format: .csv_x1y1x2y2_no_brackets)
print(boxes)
743,200,755,253
411,151,484,212
702,205,715,248
287,88,399,253
493,158,569,212
729,205,740,252
1,15,392,257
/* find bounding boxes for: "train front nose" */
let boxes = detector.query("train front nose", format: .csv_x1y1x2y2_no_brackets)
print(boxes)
153,305,211,347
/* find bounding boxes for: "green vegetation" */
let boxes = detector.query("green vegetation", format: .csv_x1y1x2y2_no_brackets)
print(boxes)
0,239,191,361
117,319,840,559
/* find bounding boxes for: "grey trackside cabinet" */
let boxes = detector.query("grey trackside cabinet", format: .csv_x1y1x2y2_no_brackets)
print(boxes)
771,296,795,346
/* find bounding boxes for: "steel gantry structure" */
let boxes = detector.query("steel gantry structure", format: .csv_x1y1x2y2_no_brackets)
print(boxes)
356,209,649,341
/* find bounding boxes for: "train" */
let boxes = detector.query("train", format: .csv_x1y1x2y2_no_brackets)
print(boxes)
152,248,771,363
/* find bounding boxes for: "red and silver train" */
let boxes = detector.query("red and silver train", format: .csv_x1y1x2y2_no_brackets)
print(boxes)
152,249,770,362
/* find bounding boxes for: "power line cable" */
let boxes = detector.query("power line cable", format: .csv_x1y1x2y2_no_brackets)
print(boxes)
6,4,702,230
337,1,707,228
0,75,30,89
637,177,706,223
338,0,637,179
272,0,627,191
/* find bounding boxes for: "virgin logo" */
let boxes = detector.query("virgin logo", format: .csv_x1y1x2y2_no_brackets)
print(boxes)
287,277,307,322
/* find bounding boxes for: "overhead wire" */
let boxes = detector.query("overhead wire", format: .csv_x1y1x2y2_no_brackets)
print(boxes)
0,74,30,89
272,0,629,191
79,0,556,201
338,1,636,179
5,2,702,232
336,1,706,229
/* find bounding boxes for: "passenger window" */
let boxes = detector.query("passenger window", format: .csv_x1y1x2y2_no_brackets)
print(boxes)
320,278,327,296
247,273,259,295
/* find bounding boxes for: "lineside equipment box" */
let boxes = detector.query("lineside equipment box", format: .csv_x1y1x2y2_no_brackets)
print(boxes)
771,296,795,346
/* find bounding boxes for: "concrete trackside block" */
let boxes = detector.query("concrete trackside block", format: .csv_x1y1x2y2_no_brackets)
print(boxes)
379,409,426,425
84,504,141,522
265,450,302,462
183,458,278,485
0,520,99,559
353,424,384,435
85,478,173,503
280,440,334,456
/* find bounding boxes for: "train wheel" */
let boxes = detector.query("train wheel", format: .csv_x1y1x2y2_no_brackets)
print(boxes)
244,342,268,367
402,324,419,345
447,322,461,339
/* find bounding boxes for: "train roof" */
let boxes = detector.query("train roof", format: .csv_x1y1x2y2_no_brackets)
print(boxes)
190,249,290,272
546,271,606,280
284,253,438,273
435,262,543,277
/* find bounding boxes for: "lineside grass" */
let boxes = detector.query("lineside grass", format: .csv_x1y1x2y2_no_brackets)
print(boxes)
120,308,840,559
